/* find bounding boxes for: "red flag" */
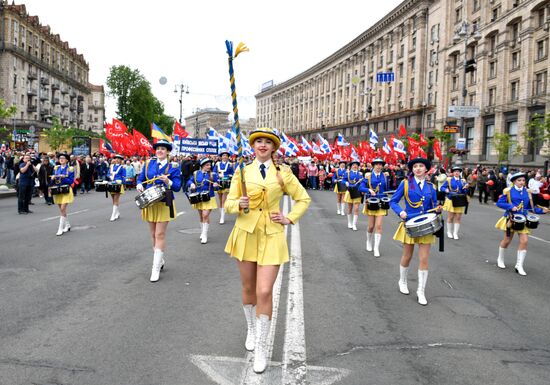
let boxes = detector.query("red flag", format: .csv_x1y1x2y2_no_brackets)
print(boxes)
419,134,428,147
407,136,420,159
173,120,189,139
433,138,442,160
133,130,154,155
105,119,128,142
99,139,114,158
398,124,407,137
112,118,128,133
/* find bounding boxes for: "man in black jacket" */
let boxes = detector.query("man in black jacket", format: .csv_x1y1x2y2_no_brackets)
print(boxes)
181,155,196,193
38,156,54,205
80,155,95,193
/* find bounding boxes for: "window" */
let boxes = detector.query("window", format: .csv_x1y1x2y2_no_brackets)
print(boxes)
466,126,474,150
489,87,496,106
489,34,497,52
430,24,440,42
388,50,393,64
456,7,462,24
428,71,433,86
427,113,433,128
410,78,415,93
410,57,416,71
469,71,476,86
511,51,520,70
507,121,518,156
399,44,404,58
537,40,547,60
511,22,520,42
468,93,476,106
538,9,546,28
489,61,497,79
535,71,547,95
491,7,500,22
398,82,403,96
510,80,519,101
412,36,416,50
473,0,481,12
378,54,384,68
484,124,494,156
428,92,433,105
398,63,404,77
452,75,459,91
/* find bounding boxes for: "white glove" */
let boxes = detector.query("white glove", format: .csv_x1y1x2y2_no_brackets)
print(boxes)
190,183,196,191
136,183,144,192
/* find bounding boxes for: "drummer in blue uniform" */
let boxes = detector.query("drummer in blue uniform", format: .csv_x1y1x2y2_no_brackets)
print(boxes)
107,154,126,222
136,139,182,283
343,160,363,231
213,151,234,224
188,157,219,244
440,165,468,239
495,172,548,276
50,153,75,236
359,158,389,257
332,160,347,216
390,157,442,305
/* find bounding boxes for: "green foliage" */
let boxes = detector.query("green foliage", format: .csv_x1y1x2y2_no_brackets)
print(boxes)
0,99,17,119
106,65,175,138
492,132,522,165
43,117,73,151
525,112,550,160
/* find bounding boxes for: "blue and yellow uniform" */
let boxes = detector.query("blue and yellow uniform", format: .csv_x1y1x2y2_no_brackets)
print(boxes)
187,170,219,210
360,171,390,216
50,164,75,204
332,168,347,194
107,163,126,195
214,161,234,193
137,158,182,222
440,176,468,213
343,169,363,204
390,177,438,244
495,186,545,234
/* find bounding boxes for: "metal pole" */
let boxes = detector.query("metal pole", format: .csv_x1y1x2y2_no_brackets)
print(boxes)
458,26,468,166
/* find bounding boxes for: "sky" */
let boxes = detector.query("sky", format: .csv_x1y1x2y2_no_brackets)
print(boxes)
17,0,404,123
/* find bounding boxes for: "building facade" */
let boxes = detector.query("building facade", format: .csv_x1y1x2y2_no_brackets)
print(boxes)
184,107,256,137
256,0,550,166
0,2,105,137
87,84,105,133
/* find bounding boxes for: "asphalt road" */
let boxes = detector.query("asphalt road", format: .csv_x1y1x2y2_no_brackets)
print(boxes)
0,188,549,385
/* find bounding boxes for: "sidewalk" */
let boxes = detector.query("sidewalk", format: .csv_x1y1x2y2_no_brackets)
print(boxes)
0,176,17,199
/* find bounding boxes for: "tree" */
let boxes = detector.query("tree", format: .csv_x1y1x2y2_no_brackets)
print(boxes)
43,117,73,152
492,132,522,167
0,99,17,142
524,112,550,162
107,65,175,138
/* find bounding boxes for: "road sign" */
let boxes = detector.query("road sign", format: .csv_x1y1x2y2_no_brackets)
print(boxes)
443,125,460,133
456,138,466,150
376,72,395,83
448,105,480,118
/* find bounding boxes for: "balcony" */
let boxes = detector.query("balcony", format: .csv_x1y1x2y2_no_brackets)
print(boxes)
27,105,37,112
70,104,77,111
77,95,84,102
77,106,84,113
27,87,38,96
40,77,49,85
39,92,48,101
40,108,50,115
61,87,69,95
52,97,60,105
70,91,77,98
51,83,60,90
27,70,38,80
61,101,69,108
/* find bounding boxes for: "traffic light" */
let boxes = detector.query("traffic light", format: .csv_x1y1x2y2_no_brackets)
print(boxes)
465,59,476,73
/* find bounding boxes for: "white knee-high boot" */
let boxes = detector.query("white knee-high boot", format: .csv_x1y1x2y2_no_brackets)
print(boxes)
497,247,506,269
219,208,225,224
115,205,120,219
336,202,341,215
253,314,271,374
340,202,346,215
243,304,256,351
373,233,382,257
63,217,70,232
347,214,353,229
366,231,373,251
398,265,409,294
201,223,209,244
453,223,460,239
110,205,117,221
56,217,64,236
447,222,454,239
515,250,527,276
150,248,163,282
199,223,204,240
352,215,358,231
417,270,429,305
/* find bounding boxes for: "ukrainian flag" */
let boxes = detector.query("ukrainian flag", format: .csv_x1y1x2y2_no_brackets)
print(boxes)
151,122,172,142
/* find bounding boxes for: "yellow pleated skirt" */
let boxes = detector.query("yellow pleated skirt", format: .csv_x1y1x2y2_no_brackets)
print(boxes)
393,222,436,244
495,216,530,234
344,191,362,204
53,189,74,205
110,185,125,195
192,198,218,210
333,184,346,194
225,214,288,265
141,201,177,222
442,198,466,214
363,207,388,216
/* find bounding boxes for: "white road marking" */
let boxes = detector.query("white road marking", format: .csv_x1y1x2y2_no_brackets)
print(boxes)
40,209,90,222
176,211,186,217
528,235,550,244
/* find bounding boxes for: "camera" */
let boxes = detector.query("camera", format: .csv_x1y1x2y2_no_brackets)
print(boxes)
30,157,40,166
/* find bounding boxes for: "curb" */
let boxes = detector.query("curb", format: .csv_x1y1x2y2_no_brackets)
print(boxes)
0,191,17,199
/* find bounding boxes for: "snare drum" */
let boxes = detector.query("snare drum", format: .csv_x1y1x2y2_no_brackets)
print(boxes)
525,213,540,229
94,181,108,192
107,183,122,193
348,186,361,199
337,182,347,193
187,192,202,204
510,214,526,231
451,194,468,207
134,185,166,209
50,184,71,195
199,191,211,202
380,197,391,210
366,198,381,211
219,179,231,190
405,213,443,238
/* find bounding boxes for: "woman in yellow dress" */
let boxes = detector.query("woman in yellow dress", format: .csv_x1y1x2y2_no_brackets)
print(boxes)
440,166,469,239
343,160,364,231
50,153,75,236
224,128,311,374
136,140,182,282
107,154,126,222
188,157,219,244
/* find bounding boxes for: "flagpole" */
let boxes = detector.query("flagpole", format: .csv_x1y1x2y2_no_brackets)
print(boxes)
225,40,249,213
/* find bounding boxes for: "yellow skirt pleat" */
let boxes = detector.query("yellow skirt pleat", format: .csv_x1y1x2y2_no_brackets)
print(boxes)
393,222,436,245
141,201,177,222
442,198,466,214
192,198,218,210
495,216,530,234
344,190,362,204
110,185,125,195
363,207,388,216
53,189,74,204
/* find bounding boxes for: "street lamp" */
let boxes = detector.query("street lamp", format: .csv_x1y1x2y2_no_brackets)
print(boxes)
174,83,189,124
453,20,481,165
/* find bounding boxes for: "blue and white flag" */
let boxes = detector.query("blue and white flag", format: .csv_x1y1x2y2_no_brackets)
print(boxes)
383,138,392,154
300,136,313,152
317,134,332,154
281,132,299,156
351,147,360,162
369,129,378,149
312,141,324,155
336,133,350,146
393,138,406,154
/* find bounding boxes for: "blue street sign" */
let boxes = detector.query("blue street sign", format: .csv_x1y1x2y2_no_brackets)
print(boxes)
376,72,395,83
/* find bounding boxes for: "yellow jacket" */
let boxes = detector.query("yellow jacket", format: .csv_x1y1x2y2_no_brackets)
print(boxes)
225,160,311,234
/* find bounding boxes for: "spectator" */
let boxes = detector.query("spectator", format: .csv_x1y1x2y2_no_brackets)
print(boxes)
37,156,54,205
80,155,95,193
477,169,489,204
307,161,318,190
17,154,37,214
298,161,308,188
180,155,196,193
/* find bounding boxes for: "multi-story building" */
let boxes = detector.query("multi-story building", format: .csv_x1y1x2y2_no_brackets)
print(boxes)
184,108,256,137
87,84,105,133
0,2,105,137
256,0,550,166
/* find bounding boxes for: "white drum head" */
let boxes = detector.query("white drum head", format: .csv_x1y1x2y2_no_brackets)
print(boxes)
406,213,436,226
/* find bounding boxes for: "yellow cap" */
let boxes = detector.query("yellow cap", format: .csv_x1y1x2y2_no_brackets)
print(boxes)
248,128,281,150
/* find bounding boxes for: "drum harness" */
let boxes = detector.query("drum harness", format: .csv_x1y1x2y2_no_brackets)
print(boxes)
51,165,70,192
447,177,469,214
367,172,388,214
347,170,363,200
142,160,175,218
504,188,535,237
404,179,444,252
